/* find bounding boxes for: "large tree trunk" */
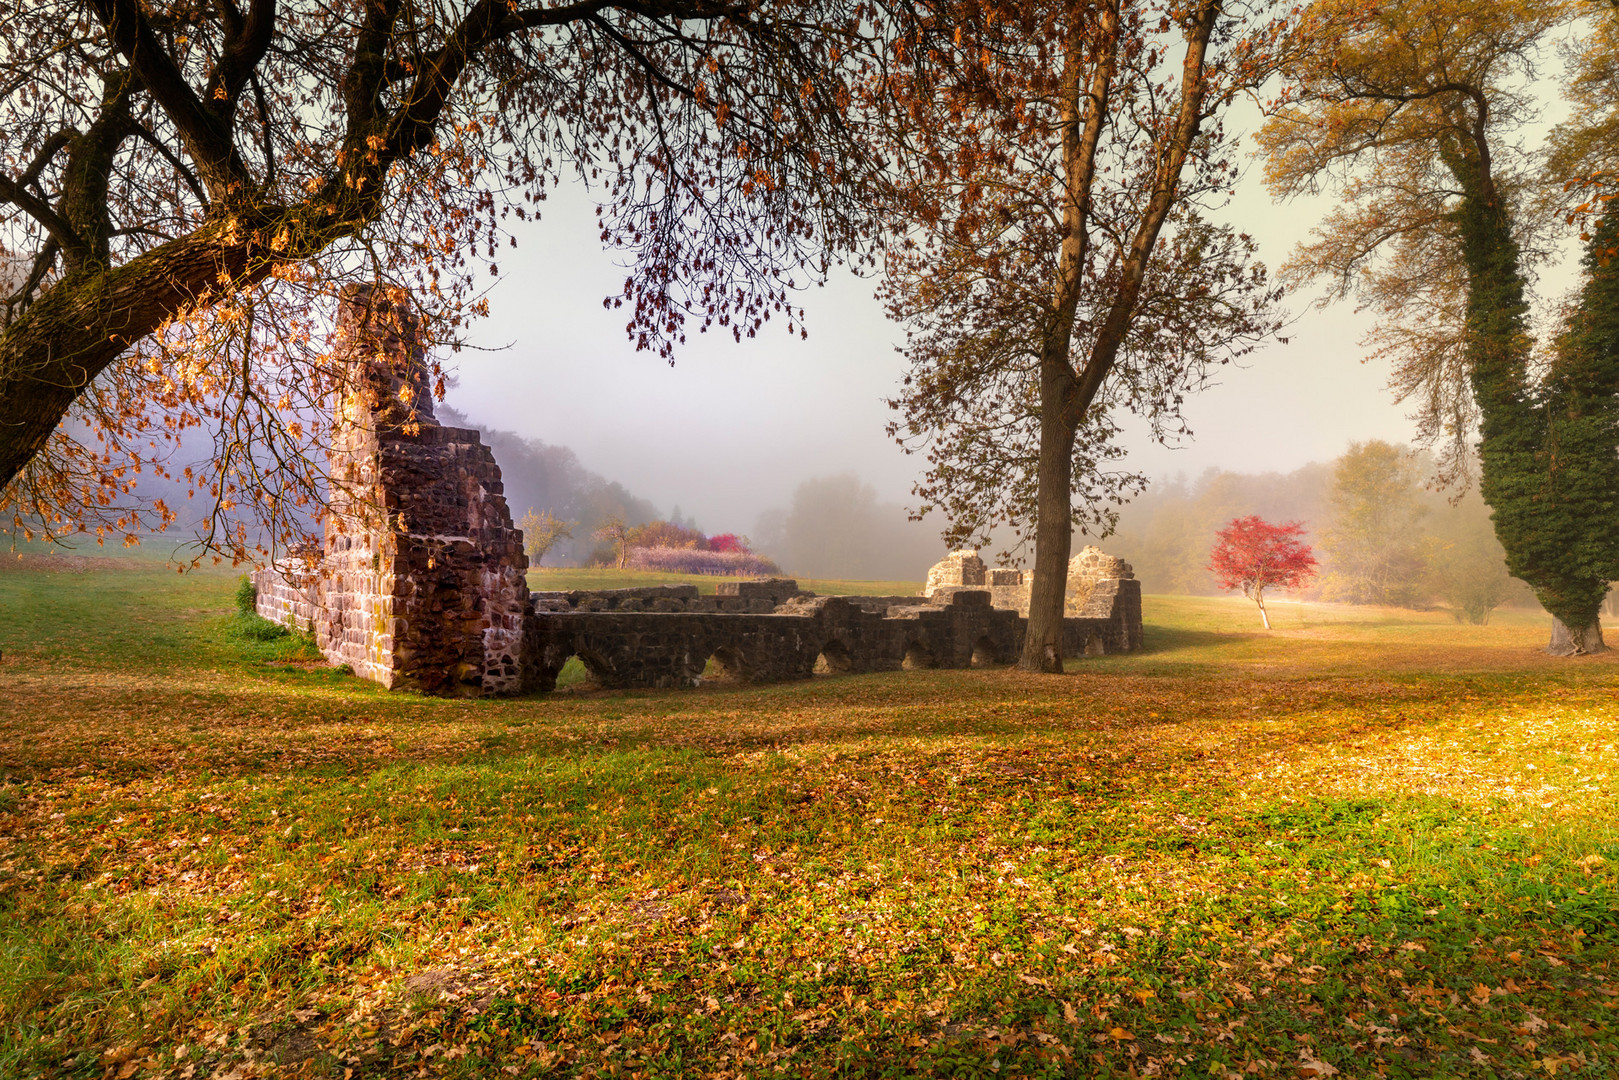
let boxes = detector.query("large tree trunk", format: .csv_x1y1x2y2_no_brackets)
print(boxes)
1013,8,1116,674
1020,359,1080,672
1547,615,1606,656
0,217,273,490
1015,2,1217,672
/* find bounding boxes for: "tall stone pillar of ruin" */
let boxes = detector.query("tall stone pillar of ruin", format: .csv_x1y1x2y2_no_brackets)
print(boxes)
285,283,536,694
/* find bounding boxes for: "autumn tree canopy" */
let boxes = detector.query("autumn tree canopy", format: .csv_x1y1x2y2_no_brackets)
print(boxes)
881,0,1292,670
0,0,893,560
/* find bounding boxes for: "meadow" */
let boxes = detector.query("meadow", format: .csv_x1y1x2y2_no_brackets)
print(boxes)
1,555,1616,1078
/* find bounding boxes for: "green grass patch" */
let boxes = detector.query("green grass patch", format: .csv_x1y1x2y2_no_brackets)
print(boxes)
216,610,326,665
0,565,1616,1078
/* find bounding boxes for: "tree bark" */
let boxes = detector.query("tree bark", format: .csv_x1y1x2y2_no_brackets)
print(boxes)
1021,359,1080,672
1546,615,1606,656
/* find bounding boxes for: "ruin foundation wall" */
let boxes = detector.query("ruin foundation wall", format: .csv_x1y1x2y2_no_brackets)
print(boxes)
252,284,1144,697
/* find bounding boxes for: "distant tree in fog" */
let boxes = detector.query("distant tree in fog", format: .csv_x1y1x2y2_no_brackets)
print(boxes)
593,516,630,571
518,510,575,569
1422,485,1525,625
1320,442,1428,607
753,474,948,582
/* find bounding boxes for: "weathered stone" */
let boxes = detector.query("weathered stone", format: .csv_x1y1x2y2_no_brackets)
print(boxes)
924,549,987,595
1066,545,1135,611
254,284,536,696
923,544,1136,619
714,578,805,604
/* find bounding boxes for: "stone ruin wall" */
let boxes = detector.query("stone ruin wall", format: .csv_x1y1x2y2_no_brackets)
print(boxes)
923,546,1139,624
522,580,1141,691
253,284,535,696
253,285,1143,697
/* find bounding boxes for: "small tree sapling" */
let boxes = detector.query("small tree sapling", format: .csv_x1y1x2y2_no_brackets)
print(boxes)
1208,516,1319,629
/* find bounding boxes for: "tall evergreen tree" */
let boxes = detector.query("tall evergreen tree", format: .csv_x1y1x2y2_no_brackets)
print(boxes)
1517,208,1619,651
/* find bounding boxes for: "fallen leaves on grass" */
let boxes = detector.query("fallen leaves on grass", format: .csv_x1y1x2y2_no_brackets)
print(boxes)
1,573,1617,1077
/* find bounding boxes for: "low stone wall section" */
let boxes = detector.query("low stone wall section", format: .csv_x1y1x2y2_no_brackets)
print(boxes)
254,561,320,633
526,583,1142,691
1071,578,1144,652
532,584,786,615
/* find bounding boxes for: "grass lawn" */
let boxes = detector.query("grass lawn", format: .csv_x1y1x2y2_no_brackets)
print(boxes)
1,562,1616,1079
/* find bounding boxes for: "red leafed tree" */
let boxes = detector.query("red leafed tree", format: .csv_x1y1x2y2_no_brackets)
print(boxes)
1208,516,1318,630
707,533,749,554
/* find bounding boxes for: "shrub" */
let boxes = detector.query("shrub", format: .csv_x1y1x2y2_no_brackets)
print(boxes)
223,610,292,642
627,546,780,576
627,519,709,550
708,532,750,554
234,574,258,614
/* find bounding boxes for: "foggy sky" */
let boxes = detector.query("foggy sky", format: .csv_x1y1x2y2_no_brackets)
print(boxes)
444,104,1581,542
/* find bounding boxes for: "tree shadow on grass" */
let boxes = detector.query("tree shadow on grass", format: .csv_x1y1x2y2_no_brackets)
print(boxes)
1136,623,1257,654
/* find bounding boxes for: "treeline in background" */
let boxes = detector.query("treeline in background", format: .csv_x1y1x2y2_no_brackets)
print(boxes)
1109,440,1575,623
438,405,662,567
456,407,944,580
406,413,1604,621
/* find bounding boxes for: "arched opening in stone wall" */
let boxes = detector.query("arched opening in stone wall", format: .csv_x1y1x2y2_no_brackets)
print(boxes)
814,640,853,675
702,646,748,684
1084,632,1106,657
554,650,611,690
902,641,933,671
971,636,1002,668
